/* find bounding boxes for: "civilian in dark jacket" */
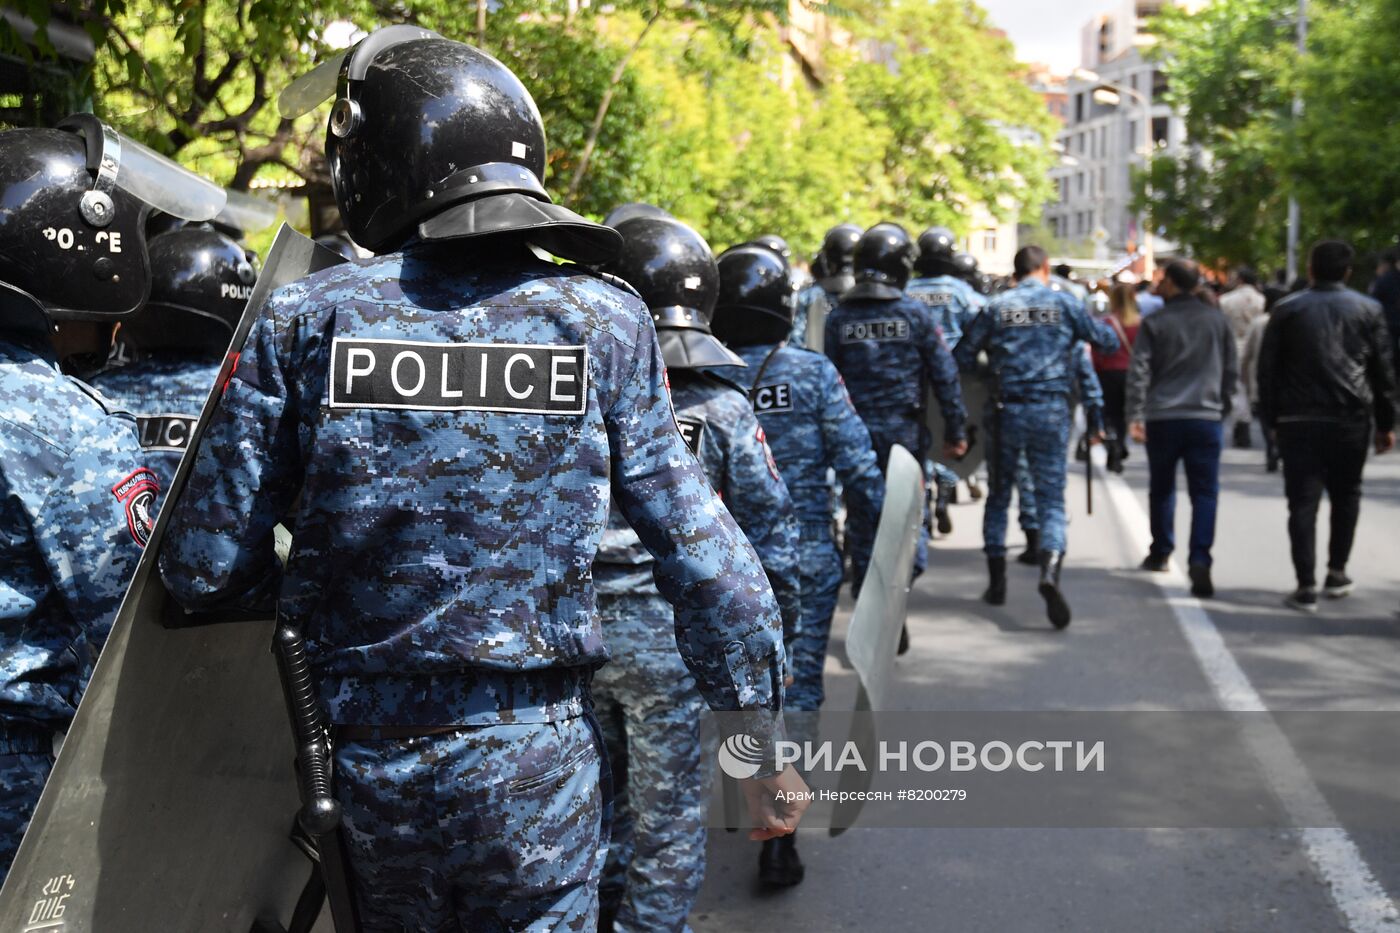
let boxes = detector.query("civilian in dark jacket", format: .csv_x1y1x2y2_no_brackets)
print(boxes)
1127,260,1237,597
1258,239,1396,612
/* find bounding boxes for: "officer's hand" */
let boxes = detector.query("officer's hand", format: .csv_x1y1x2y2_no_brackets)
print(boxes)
743,767,811,840
944,439,969,460
1129,422,1147,444
1377,431,1396,454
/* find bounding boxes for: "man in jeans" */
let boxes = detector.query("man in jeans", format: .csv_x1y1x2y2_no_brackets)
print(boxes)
1257,240,1396,612
1127,260,1238,597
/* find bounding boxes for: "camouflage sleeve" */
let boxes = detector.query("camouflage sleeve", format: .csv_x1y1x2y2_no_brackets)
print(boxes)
954,306,992,372
607,326,785,717
159,302,302,613
1066,296,1120,354
819,360,884,543
919,313,967,443
718,404,802,646
34,418,152,654
1072,342,1105,433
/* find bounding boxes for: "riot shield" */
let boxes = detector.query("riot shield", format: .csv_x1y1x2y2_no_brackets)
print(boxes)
830,444,923,834
926,371,990,480
0,226,347,932
803,292,829,353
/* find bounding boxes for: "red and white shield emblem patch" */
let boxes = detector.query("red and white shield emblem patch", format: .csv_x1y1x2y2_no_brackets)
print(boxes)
756,426,781,482
111,468,160,547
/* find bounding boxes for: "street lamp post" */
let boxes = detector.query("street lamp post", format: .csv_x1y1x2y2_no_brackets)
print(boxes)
1073,67,1155,278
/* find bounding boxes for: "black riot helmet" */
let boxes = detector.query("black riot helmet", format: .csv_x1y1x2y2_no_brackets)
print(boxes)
314,233,361,261
816,222,862,294
748,234,793,266
120,226,257,357
603,202,673,228
0,115,226,337
952,251,980,285
711,246,794,348
279,25,619,262
914,225,958,277
847,223,917,301
604,216,743,370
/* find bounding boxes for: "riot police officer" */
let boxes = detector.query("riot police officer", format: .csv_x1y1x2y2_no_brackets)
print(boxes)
0,116,224,883
713,243,885,885
825,223,968,590
956,245,1118,628
92,225,256,496
907,229,988,537
160,28,808,930
593,217,800,931
791,223,861,350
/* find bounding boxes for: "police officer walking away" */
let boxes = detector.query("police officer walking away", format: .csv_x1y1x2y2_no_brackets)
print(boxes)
160,27,808,930
825,223,968,594
592,216,801,930
91,225,256,496
713,243,886,886
0,117,223,883
791,223,861,349
956,245,1119,628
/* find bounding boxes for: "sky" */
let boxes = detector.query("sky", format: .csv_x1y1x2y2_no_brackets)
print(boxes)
979,0,1111,72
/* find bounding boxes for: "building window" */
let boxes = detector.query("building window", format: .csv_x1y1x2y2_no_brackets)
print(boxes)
1152,69,1169,99
1099,167,1107,194
1100,126,1108,157
1152,116,1169,147
1077,173,1085,194
1075,92,1085,123
982,229,998,253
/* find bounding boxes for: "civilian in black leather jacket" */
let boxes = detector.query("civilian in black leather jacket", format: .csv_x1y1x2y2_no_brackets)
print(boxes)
1257,240,1397,611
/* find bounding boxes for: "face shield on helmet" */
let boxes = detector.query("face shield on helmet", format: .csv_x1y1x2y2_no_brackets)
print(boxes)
0,114,226,335
280,25,620,263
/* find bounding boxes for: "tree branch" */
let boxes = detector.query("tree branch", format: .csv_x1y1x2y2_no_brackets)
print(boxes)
563,7,663,205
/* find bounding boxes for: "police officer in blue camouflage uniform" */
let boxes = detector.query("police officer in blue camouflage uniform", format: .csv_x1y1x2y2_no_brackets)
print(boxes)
91,225,255,497
712,243,885,885
790,223,860,349
159,28,809,931
0,116,223,883
824,223,968,596
907,228,986,530
955,245,1118,629
591,216,801,932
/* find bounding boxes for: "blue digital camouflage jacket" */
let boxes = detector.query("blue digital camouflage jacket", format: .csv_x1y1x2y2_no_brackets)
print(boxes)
906,275,986,350
158,247,786,726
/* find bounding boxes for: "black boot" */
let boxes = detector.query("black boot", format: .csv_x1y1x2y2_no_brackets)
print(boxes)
1017,529,1040,566
982,556,1007,606
1038,551,1071,629
1233,421,1253,449
759,834,805,887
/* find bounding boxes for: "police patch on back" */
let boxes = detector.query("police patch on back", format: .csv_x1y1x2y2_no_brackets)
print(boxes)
329,338,588,414
1000,306,1062,327
676,417,706,454
751,383,793,414
136,414,198,452
841,319,909,343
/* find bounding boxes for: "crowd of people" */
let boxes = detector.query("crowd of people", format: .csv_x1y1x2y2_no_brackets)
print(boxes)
1,22,1398,933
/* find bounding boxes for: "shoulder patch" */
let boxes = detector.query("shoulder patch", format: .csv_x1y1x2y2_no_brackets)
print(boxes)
840,319,910,343
328,338,588,415
112,468,159,547
756,426,782,481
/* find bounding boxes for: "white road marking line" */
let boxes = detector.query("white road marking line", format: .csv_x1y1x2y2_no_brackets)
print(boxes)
1099,465,1398,931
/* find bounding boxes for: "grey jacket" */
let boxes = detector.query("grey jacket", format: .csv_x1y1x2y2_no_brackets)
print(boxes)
1126,294,1238,423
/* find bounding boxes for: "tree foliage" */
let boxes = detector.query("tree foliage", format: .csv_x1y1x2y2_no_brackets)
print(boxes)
4,0,1060,259
1139,0,1400,272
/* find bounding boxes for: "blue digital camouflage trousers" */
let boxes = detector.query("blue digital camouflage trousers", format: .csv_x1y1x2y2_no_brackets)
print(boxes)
0,750,53,888
984,400,1071,557
333,715,607,932
850,416,930,580
787,524,844,716
593,593,708,933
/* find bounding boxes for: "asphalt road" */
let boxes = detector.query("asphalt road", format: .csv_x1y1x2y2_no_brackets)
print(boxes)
692,435,1400,932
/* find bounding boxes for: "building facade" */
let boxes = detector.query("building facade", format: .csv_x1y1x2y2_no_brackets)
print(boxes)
1044,1,1194,255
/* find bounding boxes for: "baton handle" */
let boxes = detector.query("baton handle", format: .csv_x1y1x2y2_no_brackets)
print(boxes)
273,623,342,837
